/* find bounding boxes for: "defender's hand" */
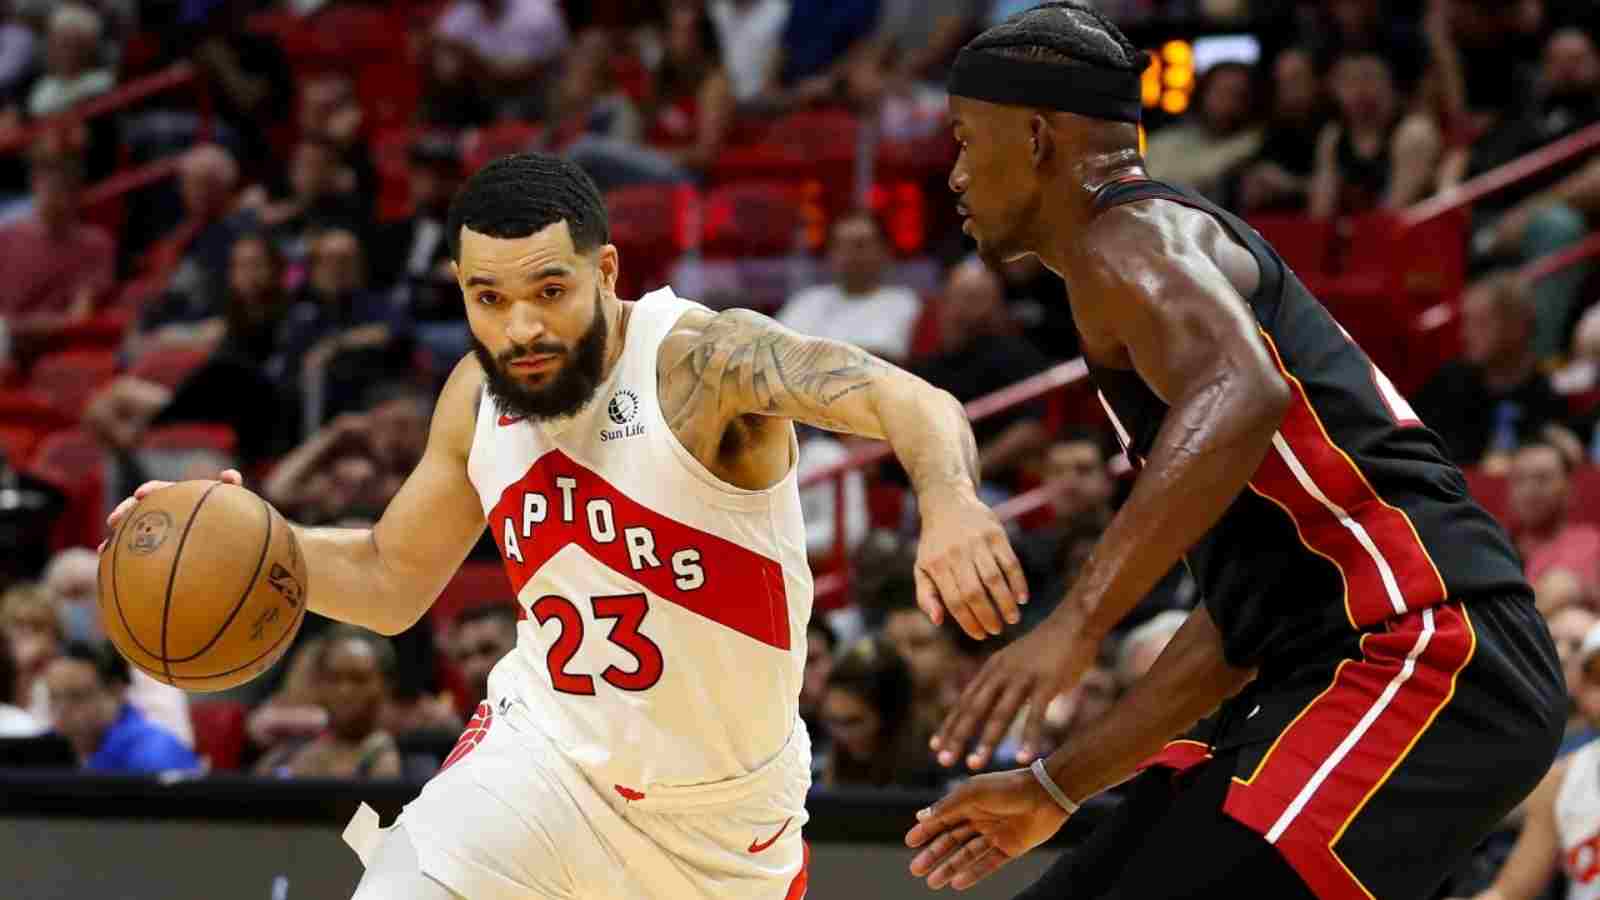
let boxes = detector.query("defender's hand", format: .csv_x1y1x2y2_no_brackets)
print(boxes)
915,489,1027,639
931,616,1097,770
101,469,245,552
906,769,1068,891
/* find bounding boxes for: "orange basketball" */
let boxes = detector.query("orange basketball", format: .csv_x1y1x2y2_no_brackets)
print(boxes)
97,480,308,692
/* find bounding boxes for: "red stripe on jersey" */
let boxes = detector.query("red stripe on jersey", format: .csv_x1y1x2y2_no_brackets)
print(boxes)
1135,739,1213,777
785,841,811,900
1223,603,1476,900
1247,332,1447,629
490,449,791,651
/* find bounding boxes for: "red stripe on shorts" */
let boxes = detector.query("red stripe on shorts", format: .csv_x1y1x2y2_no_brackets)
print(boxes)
1222,602,1476,900
438,702,493,774
784,841,810,900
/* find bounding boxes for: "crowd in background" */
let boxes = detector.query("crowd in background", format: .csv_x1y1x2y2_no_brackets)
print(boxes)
3,1,1600,896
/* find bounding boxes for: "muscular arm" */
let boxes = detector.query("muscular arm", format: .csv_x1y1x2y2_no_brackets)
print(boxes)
1055,205,1290,648
290,356,487,635
658,307,980,499
1046,605,1253,803
659,307,1026,636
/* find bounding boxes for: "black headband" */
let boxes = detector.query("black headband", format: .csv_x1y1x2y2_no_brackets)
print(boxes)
947,47,1143,124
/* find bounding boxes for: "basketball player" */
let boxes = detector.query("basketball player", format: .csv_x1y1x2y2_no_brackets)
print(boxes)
902,5,1566,899
104,153,1028,899
1449,621,1600,900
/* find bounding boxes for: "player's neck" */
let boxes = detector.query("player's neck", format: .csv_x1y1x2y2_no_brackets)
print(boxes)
1032,149,1146,274
600,298,633,382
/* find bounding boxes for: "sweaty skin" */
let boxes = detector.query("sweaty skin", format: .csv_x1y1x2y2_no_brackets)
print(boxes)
905,95,1286,890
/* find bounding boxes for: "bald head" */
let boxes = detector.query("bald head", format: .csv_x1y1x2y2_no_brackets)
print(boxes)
939,260,1007,351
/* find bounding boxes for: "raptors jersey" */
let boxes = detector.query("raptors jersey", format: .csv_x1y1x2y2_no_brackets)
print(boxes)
1560,741,1600,898
465,287,814,799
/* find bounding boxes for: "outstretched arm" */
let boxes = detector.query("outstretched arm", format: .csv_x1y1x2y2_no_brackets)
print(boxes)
658,307,1027,637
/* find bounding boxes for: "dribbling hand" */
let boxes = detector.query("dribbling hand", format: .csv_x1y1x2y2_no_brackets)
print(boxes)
100,469,245,553
905,769,1068,891
914,489,1028,640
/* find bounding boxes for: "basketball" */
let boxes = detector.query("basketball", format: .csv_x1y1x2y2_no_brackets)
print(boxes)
96,480,308,692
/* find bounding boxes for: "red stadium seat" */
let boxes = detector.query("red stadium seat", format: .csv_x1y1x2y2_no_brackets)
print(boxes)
140,424,238,455
1463,468,1511,529
42,309,133,353
29,428,111,547
709,109,860,185
429,562,514,632
1572,466,1600,528
700,183,804,258
29,349,120,418
189,701,249,772
0,424,42,465
607,184,697,299
129,347,210,389
1247,215,1336,279
0,388,75,433
32,428,106,481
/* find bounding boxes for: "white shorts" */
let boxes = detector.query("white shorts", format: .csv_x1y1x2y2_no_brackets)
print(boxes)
345,700,811,900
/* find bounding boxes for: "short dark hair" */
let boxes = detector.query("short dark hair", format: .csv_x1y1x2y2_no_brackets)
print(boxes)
456,603,519,631
965,1,1146,73
318,624,398,681
60,640,131,688
447,152,610,261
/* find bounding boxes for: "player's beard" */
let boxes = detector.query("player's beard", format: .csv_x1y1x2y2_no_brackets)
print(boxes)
473,288,609,423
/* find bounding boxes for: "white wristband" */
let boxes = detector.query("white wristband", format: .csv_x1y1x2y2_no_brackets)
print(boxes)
1030,758,1079,814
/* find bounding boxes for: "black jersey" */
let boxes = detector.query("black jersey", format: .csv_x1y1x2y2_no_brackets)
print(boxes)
1085,178,1528,668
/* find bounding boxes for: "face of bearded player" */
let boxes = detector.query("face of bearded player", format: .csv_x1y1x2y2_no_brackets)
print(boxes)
457,220,616,423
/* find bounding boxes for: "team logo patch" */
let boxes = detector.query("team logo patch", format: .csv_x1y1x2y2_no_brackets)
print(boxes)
607,389,639,425
127,511,173,555
602,389,645,442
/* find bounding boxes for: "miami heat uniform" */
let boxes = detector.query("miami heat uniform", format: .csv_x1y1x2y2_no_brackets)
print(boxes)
349,289,813,899
1560,740,1600,900
1087,179,1566,900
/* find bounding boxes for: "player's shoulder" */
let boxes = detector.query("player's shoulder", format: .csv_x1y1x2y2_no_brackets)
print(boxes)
656,306,775,375
430,353,488,455
1082,197,1259,297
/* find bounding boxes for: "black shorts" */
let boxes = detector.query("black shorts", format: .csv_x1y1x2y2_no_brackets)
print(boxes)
1047,593,1565,900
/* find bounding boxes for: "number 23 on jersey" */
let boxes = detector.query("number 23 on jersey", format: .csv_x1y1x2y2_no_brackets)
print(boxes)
530,592,665,695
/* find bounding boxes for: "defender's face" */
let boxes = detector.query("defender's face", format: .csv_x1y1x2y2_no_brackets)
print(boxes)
948,96,1040,263
456,221,619,421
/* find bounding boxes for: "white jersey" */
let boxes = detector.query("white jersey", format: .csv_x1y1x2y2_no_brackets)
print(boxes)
1558,740,1600,899
465,287,814,802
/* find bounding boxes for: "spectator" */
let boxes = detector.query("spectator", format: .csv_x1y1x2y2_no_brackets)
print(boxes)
374,135,463,296
184,0,295,176
24,4,111,119
262,382,430,525
849,0,983,102
800,619,836,753
1310,51,1442,218
0,624,42,736
544,30,643,161
254,626,402,778
1422,0,1545,141
0,151,114,340
707,0,789,104
1143,61,1263,201
87,233,297,466
1298,0,1425,88
0,582,56,721
1511,440,1600,609
449,603,518,712
796,425,869,566
568,2,734,190
1113,609,1188,692
294,73,378,225
818,634,940,788
1548,603,1598,743
1235,47,1326,213
130,143,248,338
760,0,880,111
44,641,199,773
432,0,569,112
777,211,921,362
911,259,1052,486
274,225,414,430
879,582,985,732
243,138,369,264
1413,272,1567,467
1449,620,1600,900
417,34,496,129
40,548,194,748
1041,429,1117,528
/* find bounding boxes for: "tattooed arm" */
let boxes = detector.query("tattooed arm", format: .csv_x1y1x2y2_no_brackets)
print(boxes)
658,307,1027,638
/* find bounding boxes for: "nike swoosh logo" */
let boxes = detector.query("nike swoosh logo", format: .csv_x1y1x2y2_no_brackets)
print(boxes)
748,817,793,854
498,414,525,427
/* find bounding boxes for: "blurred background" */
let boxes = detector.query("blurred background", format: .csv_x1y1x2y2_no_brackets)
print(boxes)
3,0,1600,897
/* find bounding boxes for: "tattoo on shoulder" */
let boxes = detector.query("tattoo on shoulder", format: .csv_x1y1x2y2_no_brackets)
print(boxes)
661,309,888,432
